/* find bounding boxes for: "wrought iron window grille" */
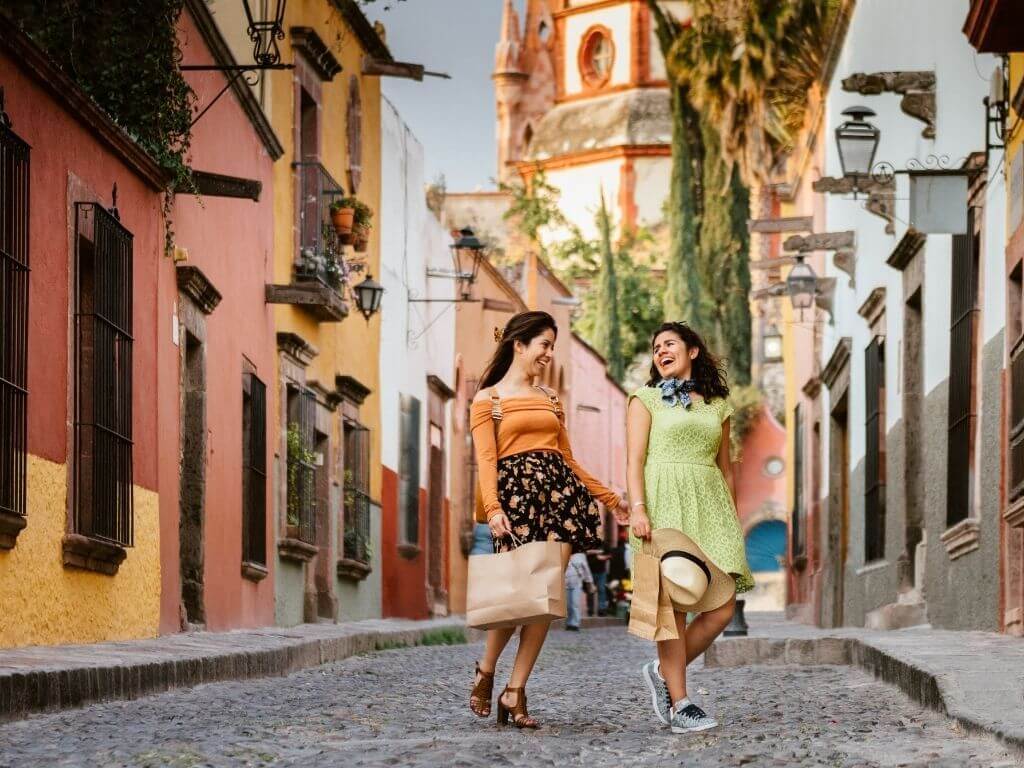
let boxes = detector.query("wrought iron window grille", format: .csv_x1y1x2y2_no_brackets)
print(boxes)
73,202,134,547
242,371,267,565
293,162,361,292
0,88,30,526
342,418,372,565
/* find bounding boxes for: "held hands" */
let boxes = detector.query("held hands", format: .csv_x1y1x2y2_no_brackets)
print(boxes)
488,511,512,539
629,506,652,540
612,498,630,525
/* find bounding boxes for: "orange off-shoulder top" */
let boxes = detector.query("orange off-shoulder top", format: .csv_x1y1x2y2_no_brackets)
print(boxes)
469,392,621,520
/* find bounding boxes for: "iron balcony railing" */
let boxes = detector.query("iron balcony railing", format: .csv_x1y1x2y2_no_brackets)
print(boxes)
293,161,349,293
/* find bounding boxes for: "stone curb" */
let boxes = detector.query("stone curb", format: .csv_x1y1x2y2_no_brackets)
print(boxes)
0,620,467,723
705,636,1024,756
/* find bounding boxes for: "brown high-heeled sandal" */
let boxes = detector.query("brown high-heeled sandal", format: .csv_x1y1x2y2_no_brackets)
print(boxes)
470,663,494,717
497,686,539,729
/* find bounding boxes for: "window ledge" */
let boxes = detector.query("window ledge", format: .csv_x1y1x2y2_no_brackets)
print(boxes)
397,543,422,560
0,510,27,550
62,533,127,576
855,559,890,577
337,557,372,581
941,518,981,561
1005,497,1024,529
241,561,269,582
266,281,348,322
278,537,318,563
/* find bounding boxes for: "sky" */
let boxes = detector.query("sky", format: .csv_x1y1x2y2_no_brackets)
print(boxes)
363,1,524,193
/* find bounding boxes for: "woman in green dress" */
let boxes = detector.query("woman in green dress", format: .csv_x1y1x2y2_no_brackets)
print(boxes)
626,322,754,734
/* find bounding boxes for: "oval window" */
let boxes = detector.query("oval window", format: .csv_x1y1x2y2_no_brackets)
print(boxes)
579,27,614,88
764,457,785,476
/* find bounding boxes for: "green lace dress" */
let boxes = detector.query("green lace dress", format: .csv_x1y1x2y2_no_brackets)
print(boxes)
630,386,754,596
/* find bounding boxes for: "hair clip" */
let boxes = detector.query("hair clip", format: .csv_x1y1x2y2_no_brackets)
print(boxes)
493,327,504,343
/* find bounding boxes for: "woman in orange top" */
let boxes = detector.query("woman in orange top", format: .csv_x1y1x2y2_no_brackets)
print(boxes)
468,311,627,728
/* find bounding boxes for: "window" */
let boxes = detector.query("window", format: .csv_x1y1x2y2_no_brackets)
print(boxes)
792,406,805,557
1008,263,1024,502
764,457,785,477
342,418,371,564
242,370,267,566
73,203,134,546
579,27,615,89
0,114,29,527
286,385,317,544
399,394,421,545
865,336,886,562
947,210,980,527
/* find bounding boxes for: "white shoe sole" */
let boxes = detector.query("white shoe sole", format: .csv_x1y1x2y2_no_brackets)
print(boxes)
641,663,670,725
671,719,719,734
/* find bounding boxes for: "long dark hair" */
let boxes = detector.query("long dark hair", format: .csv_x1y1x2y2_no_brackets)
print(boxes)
479,311,558,389
646,321,730,401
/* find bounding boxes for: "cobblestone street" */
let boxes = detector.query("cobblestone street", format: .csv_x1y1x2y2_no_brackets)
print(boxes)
0,627,1019,768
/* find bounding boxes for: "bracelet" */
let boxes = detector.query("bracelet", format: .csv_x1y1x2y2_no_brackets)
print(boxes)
631,501,647,509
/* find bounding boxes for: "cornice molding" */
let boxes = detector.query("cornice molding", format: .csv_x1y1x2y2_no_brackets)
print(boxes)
887,228,926,271
176,265,222,315
290,27,343,81
821,337,852,389
277,331,319,366
336,374,371,405
857,287,886,326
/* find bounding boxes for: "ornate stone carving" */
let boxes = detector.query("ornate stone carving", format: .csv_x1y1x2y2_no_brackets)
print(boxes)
814,277,837,319
842,71,936,138
176,265,222,315
857,287,886,327
783,231,855,253
887,228,926,271
277,331,319,366
866,189,896,235
747,216,813,234
751,282,788,302
833,250,856,286
812,175,893,195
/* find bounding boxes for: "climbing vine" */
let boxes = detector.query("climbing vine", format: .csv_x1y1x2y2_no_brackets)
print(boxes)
9,0,197,252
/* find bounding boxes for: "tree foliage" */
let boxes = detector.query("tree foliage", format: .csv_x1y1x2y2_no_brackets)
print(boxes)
592,192,625,381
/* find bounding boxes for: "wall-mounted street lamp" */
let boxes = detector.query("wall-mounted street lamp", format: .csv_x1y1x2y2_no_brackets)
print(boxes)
181,0,294,128
352,273,384,321
413,227,486,303
835,106,880,177
786,256,818,312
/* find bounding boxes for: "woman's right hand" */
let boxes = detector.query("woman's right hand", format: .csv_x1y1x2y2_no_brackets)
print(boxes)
630,509,651,540
488,512,512,539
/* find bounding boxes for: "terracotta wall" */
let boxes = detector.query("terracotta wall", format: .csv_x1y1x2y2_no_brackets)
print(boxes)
155,8,278,634
0,41,164,647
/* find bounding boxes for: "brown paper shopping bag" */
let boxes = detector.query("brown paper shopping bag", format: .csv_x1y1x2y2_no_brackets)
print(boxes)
628,539,680,641
466,537,566,630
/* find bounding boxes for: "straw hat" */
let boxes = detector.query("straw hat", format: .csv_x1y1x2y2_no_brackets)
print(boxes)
652,528,735,613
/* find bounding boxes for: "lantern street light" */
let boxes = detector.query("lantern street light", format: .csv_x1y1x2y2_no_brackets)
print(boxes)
835,106,880,178
786,256,817,312
450,227,485,299
353,273,384,321
242,0,289,68
413,227,486,303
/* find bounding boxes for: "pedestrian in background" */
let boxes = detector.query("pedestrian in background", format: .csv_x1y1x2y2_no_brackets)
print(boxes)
626,322,754,735
565,551,594,631
586,538,611,616
467,311,629,729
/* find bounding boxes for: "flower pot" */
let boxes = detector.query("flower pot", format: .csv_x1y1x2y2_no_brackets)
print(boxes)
339,230,355,245
331,206,354,235
353,225,369,253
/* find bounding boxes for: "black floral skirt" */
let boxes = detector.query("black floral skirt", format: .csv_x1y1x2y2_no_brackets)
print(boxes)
493,450,601,554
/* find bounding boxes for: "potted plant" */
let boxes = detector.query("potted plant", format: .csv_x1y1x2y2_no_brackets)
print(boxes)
329,197,355,236
351,199,373,253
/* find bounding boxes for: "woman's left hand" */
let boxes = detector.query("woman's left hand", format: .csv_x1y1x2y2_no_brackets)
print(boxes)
612,498,630,525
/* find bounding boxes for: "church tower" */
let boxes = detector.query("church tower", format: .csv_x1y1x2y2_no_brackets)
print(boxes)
494,1,688,238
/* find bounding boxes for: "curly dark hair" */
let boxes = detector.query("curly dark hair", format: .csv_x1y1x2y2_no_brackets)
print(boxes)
645,321,730,401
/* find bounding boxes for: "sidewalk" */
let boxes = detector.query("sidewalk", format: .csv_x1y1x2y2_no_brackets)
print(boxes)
0,617,467,722
706,612,1024,755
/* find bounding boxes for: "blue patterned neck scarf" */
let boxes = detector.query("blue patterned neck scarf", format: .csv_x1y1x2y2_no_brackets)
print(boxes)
659,378,698,409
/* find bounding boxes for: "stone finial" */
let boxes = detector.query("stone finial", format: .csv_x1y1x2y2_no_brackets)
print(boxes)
495,0,524,75
841,71,936,139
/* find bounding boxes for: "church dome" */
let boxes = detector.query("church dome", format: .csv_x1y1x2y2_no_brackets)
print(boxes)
524,88,671,161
